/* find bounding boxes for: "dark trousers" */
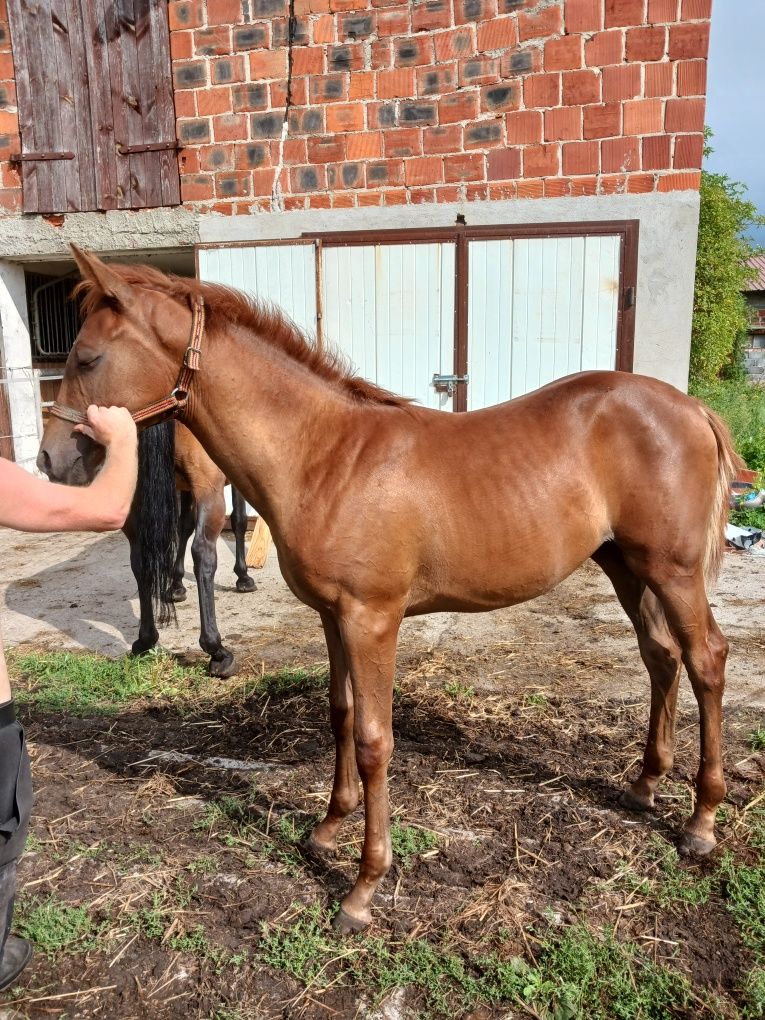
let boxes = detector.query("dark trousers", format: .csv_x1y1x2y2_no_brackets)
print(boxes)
0,706,32,953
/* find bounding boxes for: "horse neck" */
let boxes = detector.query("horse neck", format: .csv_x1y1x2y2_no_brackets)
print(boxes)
184,321,348,526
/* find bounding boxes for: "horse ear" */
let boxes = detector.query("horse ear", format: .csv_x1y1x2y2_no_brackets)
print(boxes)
70,244,135,310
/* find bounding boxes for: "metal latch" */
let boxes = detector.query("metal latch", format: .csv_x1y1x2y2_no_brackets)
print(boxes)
432,373,468,396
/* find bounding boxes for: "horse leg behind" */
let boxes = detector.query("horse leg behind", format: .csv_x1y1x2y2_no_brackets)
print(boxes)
230,487,256,593
192,489,238,678
166,491,195,603
123,508,159,655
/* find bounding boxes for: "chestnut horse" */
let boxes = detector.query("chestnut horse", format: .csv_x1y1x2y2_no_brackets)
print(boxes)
39,249,740,934
125,421,255,677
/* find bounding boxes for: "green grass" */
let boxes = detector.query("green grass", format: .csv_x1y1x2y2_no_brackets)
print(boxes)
751,729,765,752
444,680,475,701
15,895,97,956
390,820,439,867
743,967,765,1019
720,853,765,958
258,664,328,697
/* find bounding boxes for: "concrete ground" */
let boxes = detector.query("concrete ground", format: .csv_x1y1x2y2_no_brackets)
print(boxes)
0,526,763,708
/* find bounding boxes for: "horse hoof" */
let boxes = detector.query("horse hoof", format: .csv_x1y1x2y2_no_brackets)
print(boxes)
678,831,716,857
305,830,337,857
235,576,256,594
166,587,187,604
332,907,370,935
131,640,157,657
209,653,237,679
620,787,654,813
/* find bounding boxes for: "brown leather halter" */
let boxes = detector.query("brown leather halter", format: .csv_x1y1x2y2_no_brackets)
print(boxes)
50,294,205,430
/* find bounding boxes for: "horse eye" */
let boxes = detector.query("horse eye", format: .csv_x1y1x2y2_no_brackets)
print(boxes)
78,353,102,370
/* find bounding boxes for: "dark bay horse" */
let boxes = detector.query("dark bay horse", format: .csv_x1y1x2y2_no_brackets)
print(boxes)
39,249,740,933
127,421,255,677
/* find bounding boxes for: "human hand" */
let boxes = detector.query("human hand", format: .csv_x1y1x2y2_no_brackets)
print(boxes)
74,405,137,448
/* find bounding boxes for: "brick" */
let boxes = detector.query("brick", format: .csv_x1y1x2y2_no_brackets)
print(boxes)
562,139,599,174
674,132,703,169
371,39,393,68
523,143,559,177
308,135,346,161
252,0,287,12
178,117,211,143
505,109,542,143
394,36,433,65
642,133,670,168
358,192,384,207
367,159,405,185
235,142,269,168
602,64,640,101
605,0,645,27
340,11,376,37
563,69,601,105
583,103,620,138
288,106,325,133
173,60,207,89
384,127,423,155
210,55,245,84
346,131,384,158
212,113,248,140
249,49,288,79
309,74,348,102
405,155,443,185
272,16,310,46
626,172,656,193
169,1,205,30
459,56,499,85
290,164,327,192
665,97,705,132
423,124,462,152
326,103,364,131
400,100,439,124
250,111,285,138
232,82,268,111
682,0,711,16
545,106,581,141
367,102,398,128
644,61,673,97
328,43,364,71
623,98,663,134
295,0,329,13
564,0,602,32
438,91,478,123
500,49,539,76
601,135,639,171
669,23,709,59
170,31,193,60
194,25,232,55
444,152,484,181
251,168,276,196
313,14,335,42
349,72,375,99
523,73,560,109
273,76,307,106
455,0,497,23
626,25,665,61
197,87,233,116
292,46,325,74
232,24,270,49
585,29,623,67
377,7,409,34
0,52,12,78
544,35,583,72
481,83,518,112
569,175,598,194
383,189,409,204
376,68,413,98
477,16,517,51
657,170,700,191
181,174,214,201
647,0,677,20
487,146,520,179
464,119,503,147
409,186,436,202
519,6,563,40
599,173,626,193
412,0,452,32
207,0,243,24
545,177,571,196
515,178,543,198
281,137,308,164
216,172,251,198
434,27,474,61
676,59,707,96
173,90,196,118
417,64,458,95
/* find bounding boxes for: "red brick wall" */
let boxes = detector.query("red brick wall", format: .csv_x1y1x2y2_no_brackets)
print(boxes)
0,0,711,215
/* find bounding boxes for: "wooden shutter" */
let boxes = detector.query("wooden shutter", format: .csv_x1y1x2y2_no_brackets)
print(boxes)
8,0,180,213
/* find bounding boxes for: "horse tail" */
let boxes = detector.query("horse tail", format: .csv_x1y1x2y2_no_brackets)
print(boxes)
696,402,744,585
135,420,178,627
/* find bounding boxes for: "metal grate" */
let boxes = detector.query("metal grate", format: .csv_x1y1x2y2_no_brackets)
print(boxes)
27,272,81,360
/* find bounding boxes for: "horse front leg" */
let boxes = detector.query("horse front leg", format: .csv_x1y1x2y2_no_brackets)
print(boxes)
307,613,359,854
166,491,195,603
192,493,237,679
333,604,400,934
124,510,159,655
230,487,256,593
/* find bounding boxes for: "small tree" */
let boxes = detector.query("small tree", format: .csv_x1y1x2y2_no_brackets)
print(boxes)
689,132,764,385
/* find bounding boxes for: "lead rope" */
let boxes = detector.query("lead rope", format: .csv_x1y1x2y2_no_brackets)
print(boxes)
50,295,205,430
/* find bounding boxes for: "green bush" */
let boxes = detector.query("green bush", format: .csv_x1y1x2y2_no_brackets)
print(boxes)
691,378,765,475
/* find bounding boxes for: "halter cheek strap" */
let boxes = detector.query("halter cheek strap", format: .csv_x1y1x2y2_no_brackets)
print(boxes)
50,295,205,430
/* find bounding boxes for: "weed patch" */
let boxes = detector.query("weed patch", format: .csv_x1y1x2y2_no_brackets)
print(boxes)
15,895,97,956
390,820,439,868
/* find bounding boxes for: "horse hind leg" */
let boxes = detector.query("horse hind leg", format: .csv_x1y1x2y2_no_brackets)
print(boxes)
192,492,237,679
230,487,256,593
124,510,159,656
593,545,682,812
166,491,195,603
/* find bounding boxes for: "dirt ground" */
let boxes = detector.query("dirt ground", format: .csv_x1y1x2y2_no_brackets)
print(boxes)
0,528,763,1019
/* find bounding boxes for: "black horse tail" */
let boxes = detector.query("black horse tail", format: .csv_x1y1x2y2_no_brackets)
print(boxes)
135,421,178,627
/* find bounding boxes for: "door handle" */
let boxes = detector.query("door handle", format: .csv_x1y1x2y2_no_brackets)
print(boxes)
432,374,468,396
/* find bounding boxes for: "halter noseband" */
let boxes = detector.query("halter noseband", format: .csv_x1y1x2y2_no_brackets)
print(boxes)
50,294,206,430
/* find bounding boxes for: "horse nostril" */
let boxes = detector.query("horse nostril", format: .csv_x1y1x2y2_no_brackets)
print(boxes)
37,449,52,477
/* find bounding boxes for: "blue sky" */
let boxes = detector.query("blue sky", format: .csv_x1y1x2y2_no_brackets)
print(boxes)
705,1,765,243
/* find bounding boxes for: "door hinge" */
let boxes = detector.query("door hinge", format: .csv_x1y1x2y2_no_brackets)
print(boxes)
116,141,180,155
623,286,636,310
10,151,75,163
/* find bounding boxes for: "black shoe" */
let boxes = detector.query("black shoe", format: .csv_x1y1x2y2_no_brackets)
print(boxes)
0,936,31,991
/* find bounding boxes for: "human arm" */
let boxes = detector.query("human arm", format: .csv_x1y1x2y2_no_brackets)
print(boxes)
0,406,138,533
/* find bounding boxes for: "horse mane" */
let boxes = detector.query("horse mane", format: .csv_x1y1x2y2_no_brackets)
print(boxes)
75,263,411,408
